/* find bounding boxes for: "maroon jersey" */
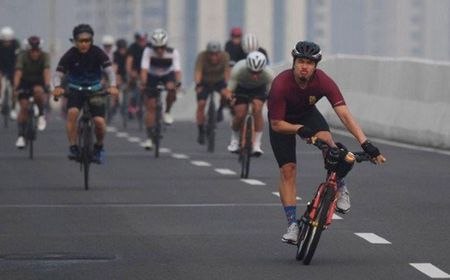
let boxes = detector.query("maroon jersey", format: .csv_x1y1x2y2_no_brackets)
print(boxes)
268,69,345,122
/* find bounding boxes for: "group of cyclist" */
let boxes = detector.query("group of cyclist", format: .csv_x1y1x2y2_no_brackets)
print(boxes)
0,23,386,245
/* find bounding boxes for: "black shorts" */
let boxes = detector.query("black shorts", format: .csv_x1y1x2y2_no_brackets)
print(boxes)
66,90,106,118
234,85,267,105
197,80,227,101
143,72,176,98
269,106,330,167
17,80,45,100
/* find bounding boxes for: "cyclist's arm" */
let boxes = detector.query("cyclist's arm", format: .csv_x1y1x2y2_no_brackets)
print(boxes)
270,119,302,134
333,105,367,144
224,53,231,82
194,54,203,84
126,55,134,77
13,69,22,91
103,66,117,87
140,48,150,85
53,71,64,88
173,50,182,84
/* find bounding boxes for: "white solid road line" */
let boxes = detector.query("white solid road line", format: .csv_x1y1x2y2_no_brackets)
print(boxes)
410,263,450,279
240,179,266,186
190,160,211,167
171,153,189,159
214,168,237,175
0,203,282,208
116,132,129,138
271,192,301,201
354,233,391,244
332,213,343,220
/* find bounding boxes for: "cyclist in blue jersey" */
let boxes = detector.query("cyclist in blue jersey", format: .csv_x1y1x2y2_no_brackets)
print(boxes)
52,24,118,163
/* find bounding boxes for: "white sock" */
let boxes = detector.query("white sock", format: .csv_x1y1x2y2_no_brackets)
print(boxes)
254,131,263,146
231,129,239,142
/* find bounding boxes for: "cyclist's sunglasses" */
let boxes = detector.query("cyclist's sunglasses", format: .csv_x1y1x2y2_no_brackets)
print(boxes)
77,38,92,44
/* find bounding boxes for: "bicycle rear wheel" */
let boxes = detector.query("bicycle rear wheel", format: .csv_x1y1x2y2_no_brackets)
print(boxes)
1,87,9,128
154,105,162,158
206,95,216,153
302,187,334,265
26,111,36,160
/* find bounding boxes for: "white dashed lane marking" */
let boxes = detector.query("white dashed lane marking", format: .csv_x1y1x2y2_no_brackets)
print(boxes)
214,168,237,175
332,214,343,220
272,192,301,201
106,126,118,132
354,233,391,244
240,179,266,186
410,263,450,279
160,147,171,153
116,132,129,138
190,161,211,167
171,153,189,159
127,137,141,143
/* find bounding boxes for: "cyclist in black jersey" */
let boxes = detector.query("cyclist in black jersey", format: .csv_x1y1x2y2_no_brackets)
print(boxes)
52,24,118,163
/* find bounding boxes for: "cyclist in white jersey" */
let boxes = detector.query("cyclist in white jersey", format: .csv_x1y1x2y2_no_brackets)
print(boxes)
226,51,274,155
140,28,181,149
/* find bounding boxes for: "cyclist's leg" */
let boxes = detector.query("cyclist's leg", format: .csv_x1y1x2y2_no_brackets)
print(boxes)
90,99,107,163
196,88,209,144
164,72,177,114
66,94,83,146
229,97,248,152
16,89,30,147
252,98,265,153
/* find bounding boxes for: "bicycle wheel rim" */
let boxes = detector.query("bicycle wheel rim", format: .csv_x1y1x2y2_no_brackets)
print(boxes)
206,95,216,153
82,122,93,191
303,188,334,265
244,116,253,178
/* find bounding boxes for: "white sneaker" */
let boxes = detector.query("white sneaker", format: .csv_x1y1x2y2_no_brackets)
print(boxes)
252,144,264,156
37,116,47,131
336,185,351,214
15,136,25,149
143,138,153,150
163,113,174,125
9,109,17,120
282,223,299,245
227,140,239,153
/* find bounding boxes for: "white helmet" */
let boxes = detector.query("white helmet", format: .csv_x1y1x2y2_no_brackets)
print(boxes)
102,35,115,46
246,51,267,72
150,28,168,47
241,33,259,54
0,26,15,41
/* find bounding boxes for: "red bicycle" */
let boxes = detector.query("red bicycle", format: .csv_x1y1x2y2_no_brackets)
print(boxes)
296,137,371,265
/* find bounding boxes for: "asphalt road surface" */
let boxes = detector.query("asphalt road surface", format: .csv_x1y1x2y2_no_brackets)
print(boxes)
0,111,449,280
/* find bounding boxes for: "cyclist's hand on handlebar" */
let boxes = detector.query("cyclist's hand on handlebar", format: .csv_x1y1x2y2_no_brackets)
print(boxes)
361,140,386,164
223,89,233,101
52,87,65,100
107,86,119,96
296,126,315,139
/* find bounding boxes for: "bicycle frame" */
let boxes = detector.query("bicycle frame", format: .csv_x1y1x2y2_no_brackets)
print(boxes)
205,90,217,153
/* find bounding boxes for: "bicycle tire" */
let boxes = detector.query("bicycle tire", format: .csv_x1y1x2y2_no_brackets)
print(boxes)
206,95,216,153
1,86,9,128
137,92,144,132
27,106,36,160
121,91,128,129
303,187,335,265
154,104,162,158
243,115,253,178
82,121,93,191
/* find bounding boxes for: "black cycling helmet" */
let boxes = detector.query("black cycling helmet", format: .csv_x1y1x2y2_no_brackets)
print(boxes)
28,36,42,50
116,38,127,49
292,41,322,63
72,24,94,39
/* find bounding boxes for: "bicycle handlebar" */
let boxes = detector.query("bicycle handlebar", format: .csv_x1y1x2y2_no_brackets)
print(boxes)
53,89,108,102
309,136,372,163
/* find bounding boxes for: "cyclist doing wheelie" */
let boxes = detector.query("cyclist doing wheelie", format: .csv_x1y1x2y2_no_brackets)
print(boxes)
194,41,231,144
267,41,386,245
140,28,182,149
52,24,119,163
13,36,51,148
225,51,274,155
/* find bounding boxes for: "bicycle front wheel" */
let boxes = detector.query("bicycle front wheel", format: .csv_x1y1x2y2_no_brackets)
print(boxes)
81,122,93,191
242,115,253,178
26,114,36,160
206,96,216,153
302,187,335,265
